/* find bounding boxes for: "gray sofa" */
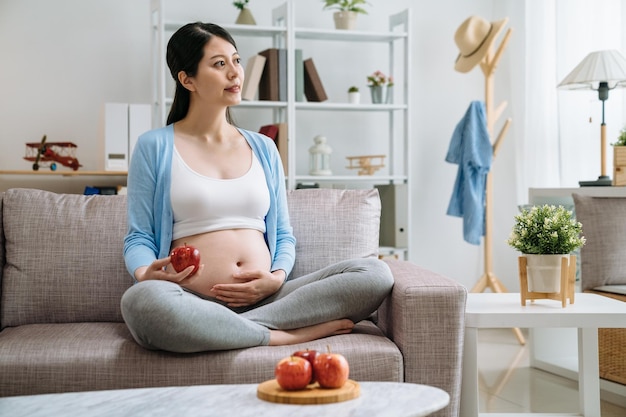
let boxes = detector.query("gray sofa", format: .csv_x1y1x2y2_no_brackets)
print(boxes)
0,187,466,417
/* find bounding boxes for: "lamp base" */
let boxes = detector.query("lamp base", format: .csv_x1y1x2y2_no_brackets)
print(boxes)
579,175,612,187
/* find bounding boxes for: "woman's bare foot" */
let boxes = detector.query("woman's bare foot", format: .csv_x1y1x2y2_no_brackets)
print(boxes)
268,319,355,346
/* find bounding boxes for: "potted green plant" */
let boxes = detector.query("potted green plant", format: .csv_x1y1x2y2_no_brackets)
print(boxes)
507,205,585,293
234,0,256,25
612,126,626,185
322,0,370,30
347,86,360,104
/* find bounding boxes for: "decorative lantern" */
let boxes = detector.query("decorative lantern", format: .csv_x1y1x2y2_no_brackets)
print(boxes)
309,135,332,175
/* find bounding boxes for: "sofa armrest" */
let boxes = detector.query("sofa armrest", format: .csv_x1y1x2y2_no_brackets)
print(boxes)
377,259,467,417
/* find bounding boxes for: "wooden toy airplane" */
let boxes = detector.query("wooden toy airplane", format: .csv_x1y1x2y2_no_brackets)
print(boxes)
24,135,82,171
346,154,386,175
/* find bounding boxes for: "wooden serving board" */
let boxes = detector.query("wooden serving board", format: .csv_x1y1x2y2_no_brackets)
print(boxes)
257,379,360,404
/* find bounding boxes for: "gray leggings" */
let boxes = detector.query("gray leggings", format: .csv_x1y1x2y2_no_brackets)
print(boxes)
120,257,393,353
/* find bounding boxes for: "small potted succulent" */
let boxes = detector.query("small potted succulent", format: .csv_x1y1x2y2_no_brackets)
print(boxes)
507,204,585,293
322,0,370,30
347,86,360,104
234,0,256,25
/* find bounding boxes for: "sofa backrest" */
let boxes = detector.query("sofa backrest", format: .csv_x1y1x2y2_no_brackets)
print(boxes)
287,188,381,279
0,188,380,328
1,189,131,328
573,194,626,291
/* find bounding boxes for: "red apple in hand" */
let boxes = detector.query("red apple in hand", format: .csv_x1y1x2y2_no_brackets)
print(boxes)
275,356,312,391
170,243,201,277
313,347,349,389
293,349,318,383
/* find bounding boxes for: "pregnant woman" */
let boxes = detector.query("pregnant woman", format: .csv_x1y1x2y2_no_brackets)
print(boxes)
121,21,394,353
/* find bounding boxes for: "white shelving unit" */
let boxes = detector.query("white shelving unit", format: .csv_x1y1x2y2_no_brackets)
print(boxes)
150,0,412,258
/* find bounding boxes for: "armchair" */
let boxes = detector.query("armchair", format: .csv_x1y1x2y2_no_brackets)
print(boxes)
573,194,626,386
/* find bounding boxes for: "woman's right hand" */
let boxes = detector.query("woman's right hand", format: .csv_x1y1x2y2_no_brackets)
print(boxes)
134,256,203,284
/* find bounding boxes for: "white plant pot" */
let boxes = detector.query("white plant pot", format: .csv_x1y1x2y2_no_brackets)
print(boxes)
333,11,357,30
525,254,569,293
348,92,360,104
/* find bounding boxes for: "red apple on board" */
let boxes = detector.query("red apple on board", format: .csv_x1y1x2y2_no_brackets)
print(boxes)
293,349,318,383
275,356,312,391
313,347,349,389
170,243,201,276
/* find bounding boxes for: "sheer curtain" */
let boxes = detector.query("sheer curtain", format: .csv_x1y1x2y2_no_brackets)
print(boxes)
523,1,559,190
508,0,623,199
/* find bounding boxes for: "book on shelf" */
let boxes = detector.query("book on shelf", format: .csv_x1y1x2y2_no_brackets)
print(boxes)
259,124,279,141
241,54,266,101
258,48,290,102
278,49,287,102
258,48,279,101
259,123,288,174
303,58,328,102
275,122,288,174
84,185,120,195
295,49,304,102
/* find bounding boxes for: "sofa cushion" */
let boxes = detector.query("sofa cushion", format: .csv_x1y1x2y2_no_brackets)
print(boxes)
0,320,402,396
1,189,132,328
287,188,381,279
573,194,626,291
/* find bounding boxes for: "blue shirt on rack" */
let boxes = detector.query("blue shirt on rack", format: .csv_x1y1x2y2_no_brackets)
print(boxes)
445,101,492,245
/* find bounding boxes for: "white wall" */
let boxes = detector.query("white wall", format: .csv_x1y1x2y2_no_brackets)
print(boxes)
0,0,524,291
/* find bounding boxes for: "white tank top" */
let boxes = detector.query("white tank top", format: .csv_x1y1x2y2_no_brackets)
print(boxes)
170,146,270,241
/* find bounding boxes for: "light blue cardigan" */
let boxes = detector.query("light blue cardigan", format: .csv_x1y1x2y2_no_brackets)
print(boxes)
123,124,296,281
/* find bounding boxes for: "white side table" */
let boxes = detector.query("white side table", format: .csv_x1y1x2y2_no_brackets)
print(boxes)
528,187,626,403
461,292,626,417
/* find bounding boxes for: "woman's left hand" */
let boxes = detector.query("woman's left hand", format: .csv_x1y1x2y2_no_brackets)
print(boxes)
211,269,285,307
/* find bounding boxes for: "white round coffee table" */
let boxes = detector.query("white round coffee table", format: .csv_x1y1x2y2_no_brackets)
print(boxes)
0,381,450,417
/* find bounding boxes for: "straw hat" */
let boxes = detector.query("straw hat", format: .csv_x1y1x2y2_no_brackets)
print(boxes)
454,15,509,73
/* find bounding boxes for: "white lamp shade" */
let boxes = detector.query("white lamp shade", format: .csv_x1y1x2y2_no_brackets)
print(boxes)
558,49,626,90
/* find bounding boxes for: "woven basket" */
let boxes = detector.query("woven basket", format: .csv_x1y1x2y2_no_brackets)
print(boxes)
586,290,626,385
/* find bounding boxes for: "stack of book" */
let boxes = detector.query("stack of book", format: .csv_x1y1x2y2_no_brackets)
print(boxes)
241,49,327,103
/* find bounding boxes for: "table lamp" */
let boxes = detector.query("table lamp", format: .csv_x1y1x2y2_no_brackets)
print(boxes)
558,49,626,186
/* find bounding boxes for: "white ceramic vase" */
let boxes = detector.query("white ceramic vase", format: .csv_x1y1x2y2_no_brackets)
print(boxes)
348,92,360,104
525,254,569,293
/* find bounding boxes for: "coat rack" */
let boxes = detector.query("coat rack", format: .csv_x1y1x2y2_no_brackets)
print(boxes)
468,24,526,345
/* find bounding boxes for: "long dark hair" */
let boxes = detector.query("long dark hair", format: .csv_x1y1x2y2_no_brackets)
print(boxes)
166,22,238,125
